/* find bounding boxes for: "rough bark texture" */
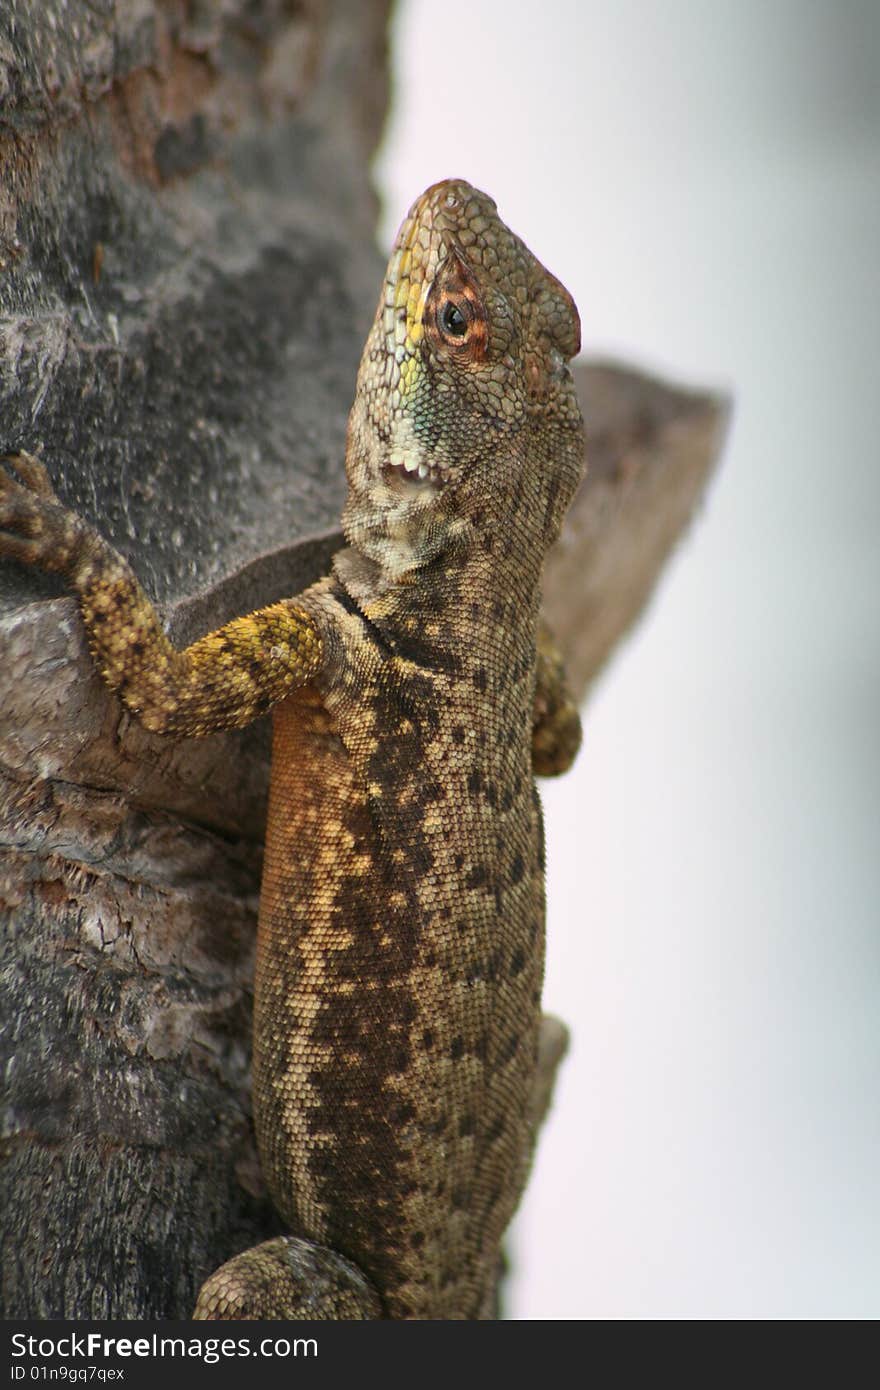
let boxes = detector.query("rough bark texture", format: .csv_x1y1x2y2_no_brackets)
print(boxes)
0,2,727,1318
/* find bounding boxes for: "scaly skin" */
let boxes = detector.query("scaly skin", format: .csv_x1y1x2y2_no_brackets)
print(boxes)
0,180,584,1319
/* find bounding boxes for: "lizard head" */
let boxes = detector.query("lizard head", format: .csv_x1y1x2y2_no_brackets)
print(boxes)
342,179,585,582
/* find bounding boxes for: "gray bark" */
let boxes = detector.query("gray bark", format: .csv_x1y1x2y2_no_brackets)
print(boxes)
0,1,727,1317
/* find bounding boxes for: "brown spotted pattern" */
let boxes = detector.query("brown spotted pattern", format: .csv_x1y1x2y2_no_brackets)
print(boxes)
0,180,585,1319
244,181,585,1318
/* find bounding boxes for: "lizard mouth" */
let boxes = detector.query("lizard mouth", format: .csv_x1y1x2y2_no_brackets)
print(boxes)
384,456,448,486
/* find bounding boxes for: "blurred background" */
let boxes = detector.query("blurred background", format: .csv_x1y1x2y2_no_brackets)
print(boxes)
376,0,880,1317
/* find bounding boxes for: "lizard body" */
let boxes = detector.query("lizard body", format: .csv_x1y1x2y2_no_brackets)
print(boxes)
0,181,584,1319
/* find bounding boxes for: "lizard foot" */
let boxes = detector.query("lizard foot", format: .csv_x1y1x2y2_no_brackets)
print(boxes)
193,1236,382,1320
0,452,86,576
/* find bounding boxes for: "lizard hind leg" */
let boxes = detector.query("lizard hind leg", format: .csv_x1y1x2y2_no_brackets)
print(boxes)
193,1236,382,1320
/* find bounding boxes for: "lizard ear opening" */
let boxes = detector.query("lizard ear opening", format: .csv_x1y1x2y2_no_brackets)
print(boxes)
533,272,581,359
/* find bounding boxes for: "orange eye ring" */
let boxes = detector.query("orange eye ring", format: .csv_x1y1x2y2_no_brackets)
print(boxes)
425,251,489,363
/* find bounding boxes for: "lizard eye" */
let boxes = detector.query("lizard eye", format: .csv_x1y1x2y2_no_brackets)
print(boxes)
438,299,470,340
426,253,488,361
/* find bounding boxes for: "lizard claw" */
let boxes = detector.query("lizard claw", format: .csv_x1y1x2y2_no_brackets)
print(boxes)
0,453,81,576
2,450,60,502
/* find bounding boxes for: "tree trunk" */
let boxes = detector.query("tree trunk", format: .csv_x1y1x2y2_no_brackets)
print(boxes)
0,1,727,1318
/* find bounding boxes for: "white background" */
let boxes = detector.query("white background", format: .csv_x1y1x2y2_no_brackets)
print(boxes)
376,0,880,1317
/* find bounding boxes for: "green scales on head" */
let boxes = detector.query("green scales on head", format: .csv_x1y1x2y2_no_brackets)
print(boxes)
342,180,583,582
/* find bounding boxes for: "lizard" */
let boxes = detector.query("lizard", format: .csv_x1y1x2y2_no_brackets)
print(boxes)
0,179,585,1320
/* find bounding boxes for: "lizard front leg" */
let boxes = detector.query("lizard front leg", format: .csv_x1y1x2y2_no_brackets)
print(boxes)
532,618,582,776
0,453,324,735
